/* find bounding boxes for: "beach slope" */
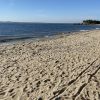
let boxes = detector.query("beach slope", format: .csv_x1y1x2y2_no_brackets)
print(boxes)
0,30,100,100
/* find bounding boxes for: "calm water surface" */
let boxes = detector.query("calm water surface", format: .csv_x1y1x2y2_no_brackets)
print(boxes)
0,23,100,42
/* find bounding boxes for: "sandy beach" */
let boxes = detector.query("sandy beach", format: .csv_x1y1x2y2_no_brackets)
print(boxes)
0,30,100,100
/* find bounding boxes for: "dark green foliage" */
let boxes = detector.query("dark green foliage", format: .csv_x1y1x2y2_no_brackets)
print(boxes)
83,19,100,24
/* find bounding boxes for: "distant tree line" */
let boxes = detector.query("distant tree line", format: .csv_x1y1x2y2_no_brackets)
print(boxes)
82,20,100,24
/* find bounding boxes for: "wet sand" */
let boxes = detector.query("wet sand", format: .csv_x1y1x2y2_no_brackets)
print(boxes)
0,30,100,100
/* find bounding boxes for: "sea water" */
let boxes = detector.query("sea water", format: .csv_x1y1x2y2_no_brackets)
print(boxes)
0,22,100,42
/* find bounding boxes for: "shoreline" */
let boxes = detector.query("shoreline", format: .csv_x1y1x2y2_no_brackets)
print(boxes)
0,29,95,46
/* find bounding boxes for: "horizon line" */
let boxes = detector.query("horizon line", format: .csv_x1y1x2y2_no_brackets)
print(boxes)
0,21,82,24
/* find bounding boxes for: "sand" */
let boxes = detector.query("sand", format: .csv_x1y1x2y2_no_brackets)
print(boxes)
0,30,100,100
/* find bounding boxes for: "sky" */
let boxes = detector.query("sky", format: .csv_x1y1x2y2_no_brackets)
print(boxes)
0,0,100,23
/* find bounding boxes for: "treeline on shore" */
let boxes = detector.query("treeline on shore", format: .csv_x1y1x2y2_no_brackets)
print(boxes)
82,20,100,24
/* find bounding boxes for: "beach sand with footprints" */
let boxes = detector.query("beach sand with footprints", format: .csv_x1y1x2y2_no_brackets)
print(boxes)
0,30,100,100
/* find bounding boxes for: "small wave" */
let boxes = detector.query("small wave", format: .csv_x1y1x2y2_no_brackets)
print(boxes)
96,28,100,30
44,35,49,38
80,30,88,32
